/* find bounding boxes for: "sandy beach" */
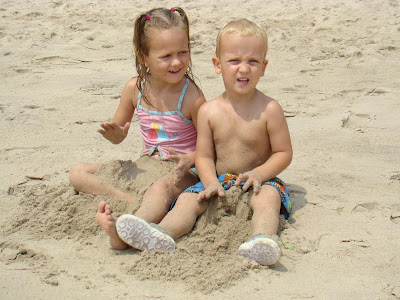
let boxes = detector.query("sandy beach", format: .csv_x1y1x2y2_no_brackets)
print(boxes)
1,0,400,298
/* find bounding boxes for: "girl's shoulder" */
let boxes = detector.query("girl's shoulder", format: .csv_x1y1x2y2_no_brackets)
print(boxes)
125,77,139,91
184,79,205,104
122,77,140,99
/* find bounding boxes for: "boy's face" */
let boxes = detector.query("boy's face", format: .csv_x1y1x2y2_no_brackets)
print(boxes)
213,33,268,96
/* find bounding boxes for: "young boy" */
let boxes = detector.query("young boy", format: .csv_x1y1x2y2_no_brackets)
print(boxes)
187,19,292,266
115,19,292,266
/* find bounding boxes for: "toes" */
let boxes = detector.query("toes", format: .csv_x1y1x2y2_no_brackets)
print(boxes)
98,200,106,213
106,214,113,222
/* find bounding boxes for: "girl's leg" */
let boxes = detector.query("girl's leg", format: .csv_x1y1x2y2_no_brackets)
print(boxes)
69,163,135,203
134,171,198,224
157,192,208,240
96,201,128,250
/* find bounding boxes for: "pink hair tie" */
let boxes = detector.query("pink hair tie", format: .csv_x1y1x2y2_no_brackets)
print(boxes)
145,14,151,20
171,7,176,12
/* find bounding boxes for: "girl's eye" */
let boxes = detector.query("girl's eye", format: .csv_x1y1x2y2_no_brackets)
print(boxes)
179,51,188,55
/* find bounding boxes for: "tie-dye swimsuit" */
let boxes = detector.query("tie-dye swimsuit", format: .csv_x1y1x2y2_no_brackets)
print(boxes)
137,78,197,159
182,174,292,219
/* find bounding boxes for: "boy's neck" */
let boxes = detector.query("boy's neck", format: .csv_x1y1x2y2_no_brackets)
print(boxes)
222,88,258,104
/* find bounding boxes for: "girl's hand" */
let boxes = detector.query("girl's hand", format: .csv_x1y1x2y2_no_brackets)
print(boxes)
167,148,191,186
98,122,130,144
198,182,225,201
235,170,263,194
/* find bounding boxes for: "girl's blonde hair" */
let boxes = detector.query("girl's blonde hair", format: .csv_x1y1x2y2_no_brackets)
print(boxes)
215,19,268,58
133,7,197,104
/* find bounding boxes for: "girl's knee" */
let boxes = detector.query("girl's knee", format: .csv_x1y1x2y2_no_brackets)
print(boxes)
148,179,174,195
175,193,208,215
69,163,97,190
69,164,84,187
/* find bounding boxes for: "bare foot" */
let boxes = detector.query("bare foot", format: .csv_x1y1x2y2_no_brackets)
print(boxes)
96,201,128,250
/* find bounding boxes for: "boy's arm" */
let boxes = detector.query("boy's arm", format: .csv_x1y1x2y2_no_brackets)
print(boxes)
236,100,292,193
98,79,137,144
195,103,225,199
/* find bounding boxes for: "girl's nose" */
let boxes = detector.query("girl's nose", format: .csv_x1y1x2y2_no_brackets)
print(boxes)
171,57,182,67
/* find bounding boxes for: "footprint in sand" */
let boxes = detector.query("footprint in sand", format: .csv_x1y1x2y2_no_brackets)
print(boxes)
341,112,375,130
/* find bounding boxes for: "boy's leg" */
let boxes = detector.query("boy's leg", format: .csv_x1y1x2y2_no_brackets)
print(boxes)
96,200,128,250
157,192,208,240
134,171,198,224
248,185,281,236
238,185,282,266
69,163,135,203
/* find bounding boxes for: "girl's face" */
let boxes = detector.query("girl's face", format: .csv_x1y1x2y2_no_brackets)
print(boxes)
144,27,190,84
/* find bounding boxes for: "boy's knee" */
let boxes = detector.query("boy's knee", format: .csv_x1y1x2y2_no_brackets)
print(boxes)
250,186,281,210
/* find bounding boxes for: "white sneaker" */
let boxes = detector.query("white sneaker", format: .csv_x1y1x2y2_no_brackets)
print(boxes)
238,237,281,266
116,214,175,252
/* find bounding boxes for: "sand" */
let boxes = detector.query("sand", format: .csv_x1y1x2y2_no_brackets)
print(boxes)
1,0,400,299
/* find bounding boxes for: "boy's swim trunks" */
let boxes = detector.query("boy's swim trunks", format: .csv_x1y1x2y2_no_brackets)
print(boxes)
173,173,291,219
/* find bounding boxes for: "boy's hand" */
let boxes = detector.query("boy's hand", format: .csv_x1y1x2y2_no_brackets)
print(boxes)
235,171,263,194
167,148,191,186
98,122,130,144
198,182,225,201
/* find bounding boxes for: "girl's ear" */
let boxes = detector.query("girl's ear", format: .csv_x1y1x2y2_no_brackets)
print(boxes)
212,56,222,74
144,57,149,68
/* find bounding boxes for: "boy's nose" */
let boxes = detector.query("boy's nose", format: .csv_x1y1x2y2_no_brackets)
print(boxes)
238,63,250,73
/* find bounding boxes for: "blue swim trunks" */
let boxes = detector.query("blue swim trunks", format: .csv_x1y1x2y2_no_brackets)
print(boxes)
172,173,292,219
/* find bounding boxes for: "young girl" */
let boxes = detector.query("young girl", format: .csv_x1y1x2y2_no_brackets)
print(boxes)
69,7,205,250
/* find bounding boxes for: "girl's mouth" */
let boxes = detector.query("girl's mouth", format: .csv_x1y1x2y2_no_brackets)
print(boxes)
169,69,181,74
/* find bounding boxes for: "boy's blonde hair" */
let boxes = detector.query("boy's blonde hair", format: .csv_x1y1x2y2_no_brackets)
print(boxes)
215,19,268,58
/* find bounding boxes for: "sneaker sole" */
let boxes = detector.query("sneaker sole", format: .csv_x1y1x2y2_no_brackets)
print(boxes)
238,238,281,266
116,214,175,252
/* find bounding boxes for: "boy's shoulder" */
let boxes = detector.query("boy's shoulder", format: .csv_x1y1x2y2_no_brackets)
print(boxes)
198,95,223,117
255,90,284,113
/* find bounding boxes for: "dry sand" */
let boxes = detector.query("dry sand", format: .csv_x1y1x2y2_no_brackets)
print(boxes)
1,0,400,299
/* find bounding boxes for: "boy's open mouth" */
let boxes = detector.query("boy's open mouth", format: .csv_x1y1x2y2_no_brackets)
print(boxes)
238,77,249,84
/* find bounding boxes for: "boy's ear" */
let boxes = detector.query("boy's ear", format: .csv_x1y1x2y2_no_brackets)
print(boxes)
212,56,222,74
261,59,268,76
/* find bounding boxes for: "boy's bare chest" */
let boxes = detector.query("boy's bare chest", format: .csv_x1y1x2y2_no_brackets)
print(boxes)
212,112,268,143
